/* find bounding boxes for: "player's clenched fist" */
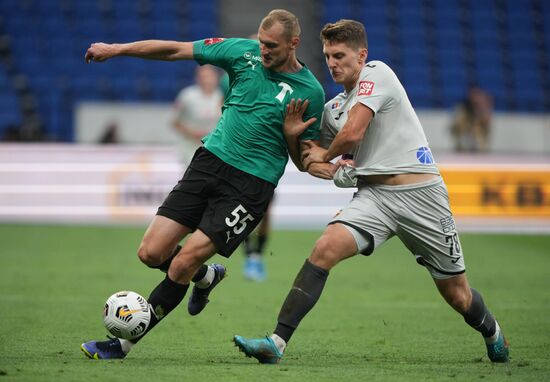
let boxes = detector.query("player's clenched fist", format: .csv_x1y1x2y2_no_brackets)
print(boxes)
85,43,118,63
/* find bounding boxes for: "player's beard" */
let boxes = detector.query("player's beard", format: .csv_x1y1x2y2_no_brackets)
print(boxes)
263,54,289,71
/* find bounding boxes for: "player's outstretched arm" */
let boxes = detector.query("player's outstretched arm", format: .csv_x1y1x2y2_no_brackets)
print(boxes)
85,40,194,63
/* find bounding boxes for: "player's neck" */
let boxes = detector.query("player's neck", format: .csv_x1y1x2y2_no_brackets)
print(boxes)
274,54,302,74
344,68,363,93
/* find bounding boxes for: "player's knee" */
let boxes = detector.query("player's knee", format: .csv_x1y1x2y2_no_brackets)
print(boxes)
447,289,471,314
310,236,339,269
137,242,162,267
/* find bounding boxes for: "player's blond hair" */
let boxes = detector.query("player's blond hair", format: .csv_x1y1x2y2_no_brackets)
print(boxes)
320,19,368,50
260,9,301,41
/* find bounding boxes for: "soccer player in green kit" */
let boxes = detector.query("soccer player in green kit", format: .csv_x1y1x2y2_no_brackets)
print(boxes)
81,9,325,359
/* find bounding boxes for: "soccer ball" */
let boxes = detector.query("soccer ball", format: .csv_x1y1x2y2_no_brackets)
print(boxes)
103,291,151,340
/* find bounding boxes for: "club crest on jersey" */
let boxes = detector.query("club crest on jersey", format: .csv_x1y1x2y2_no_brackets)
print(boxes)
416,147,435,164
331,101,340,109
358,81,375,96
204,38,224,45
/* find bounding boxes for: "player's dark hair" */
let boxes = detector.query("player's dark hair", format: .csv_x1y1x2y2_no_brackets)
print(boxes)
320,19,368,50
260,9,301,41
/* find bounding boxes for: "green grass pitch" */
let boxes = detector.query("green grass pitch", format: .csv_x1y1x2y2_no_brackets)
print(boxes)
0,224,549,381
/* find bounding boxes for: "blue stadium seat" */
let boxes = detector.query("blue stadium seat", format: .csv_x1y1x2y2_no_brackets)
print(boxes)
73,1,102,20
4,15,33,36
322,2,353,24
400,77,432,109
72,77,103,101
111,19,147,41
475,65,505,94
440,66,467,107
324,82,343,101
399,29,427,63
0,68,9,88
151,21,180,40
111,0,139,17
152,78,181,102
397,0,424,29
37,16,69,37
0,89,22,134
152,1,178,20
368,35,391,63
77,18,111,42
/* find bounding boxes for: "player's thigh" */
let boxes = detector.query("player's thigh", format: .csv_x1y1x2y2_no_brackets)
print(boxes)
140,215,192,263
143,149,218,262
396,181,465,279
329,187,395,257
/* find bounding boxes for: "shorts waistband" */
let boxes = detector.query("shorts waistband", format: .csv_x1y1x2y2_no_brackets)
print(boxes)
358,176,443,192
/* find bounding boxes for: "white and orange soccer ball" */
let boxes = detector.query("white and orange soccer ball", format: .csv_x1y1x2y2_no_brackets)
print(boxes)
103,291,151,340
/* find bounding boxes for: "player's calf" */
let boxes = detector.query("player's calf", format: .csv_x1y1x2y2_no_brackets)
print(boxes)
462,288,509,363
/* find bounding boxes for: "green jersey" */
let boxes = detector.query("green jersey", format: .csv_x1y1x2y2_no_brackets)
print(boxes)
193,38,325,186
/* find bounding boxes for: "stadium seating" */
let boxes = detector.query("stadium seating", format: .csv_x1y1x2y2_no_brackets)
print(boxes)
0,68,22,139
0,0,215,141
321,0,549,112
0,0,548,141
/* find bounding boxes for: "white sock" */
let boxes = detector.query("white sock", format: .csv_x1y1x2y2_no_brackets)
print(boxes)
195,265,215,289
118,338,135,354
484,321,501,344
270,333,287,353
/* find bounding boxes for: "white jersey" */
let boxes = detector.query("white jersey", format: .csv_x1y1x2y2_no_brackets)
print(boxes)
174,85,223,133
173,85,223,164
320,60,439,176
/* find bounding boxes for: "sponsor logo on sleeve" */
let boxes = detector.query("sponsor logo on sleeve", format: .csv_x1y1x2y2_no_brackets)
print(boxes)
331,101,340,109
358,81,375,96
204,38,225,45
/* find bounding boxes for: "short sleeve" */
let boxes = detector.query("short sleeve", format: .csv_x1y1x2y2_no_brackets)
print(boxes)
355,63,398,114
298,86,325,141
319,107,337,149
193,38,255,74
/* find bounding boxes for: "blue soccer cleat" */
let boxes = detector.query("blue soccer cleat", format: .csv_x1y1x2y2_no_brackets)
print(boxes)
80,336,126,359
243,256,266,282
233,335,283,364
486,332,510,363
188,263,226,316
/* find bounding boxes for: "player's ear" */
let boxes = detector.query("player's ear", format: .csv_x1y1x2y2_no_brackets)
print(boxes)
290,36,300,50
359,48,368,63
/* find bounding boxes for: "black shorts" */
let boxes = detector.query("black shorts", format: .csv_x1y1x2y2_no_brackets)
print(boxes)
157,147,275,257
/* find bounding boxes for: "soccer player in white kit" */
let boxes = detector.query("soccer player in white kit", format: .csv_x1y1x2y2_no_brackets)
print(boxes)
234,19,509,364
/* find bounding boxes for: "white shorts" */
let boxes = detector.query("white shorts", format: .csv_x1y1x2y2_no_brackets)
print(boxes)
330,177,465,279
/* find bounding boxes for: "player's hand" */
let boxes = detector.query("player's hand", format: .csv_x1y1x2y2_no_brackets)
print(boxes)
85,43,118,63
284,99,317,138
302,141,328,168
333,158,355,175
